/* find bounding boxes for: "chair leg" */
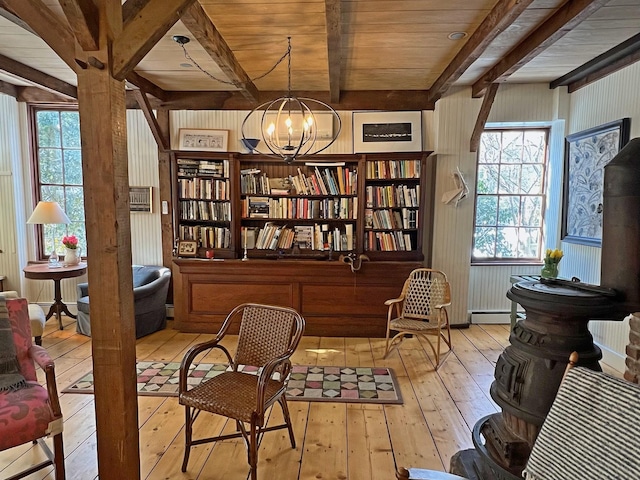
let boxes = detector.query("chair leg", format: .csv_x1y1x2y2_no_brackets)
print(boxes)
182,406,193,472
279,396,296,448
249,420,258,480
53,432,65,479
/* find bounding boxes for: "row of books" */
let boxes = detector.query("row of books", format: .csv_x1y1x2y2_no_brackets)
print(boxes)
179,225,231,249
240,169,271,195
242,196,357,220
177,158,229,178
365,208,418,230
364,231,415,252
178,178,230,200
290,166,357,196
365,185,420,208
179,200,232,222
365,160,421,180
243,223,355,251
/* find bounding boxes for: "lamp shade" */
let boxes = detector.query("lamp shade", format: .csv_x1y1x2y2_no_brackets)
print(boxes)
27,201,71,225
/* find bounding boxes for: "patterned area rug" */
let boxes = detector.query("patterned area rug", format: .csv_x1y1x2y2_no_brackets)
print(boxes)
62,361,403,404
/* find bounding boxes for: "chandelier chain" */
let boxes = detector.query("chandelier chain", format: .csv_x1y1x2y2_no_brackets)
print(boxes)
178,41,291,88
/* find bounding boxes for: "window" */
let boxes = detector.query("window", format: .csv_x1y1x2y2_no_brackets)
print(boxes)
472,129,548,262
30,107,85,259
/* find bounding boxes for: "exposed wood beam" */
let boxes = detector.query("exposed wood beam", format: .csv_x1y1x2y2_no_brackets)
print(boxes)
126,70,167,101
0,79,18,98
17,86,78,103
156,108,175,269
133,89,169,151
551,32,640,92
325,0,342,103
0,53,77,98
181,2,259,102
0,4,37,34
59,0,99,51
428,0,534,105
470,83,499,152
2,0,78,72
472,0,610,98
122,0,148,25
112,0,197,81
156,89,434,111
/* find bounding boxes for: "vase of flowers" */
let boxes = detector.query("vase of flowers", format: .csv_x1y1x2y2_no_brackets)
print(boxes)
541,248,563,279
62,235,81,266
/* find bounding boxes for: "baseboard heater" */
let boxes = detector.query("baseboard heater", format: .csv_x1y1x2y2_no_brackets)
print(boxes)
469,311,511,324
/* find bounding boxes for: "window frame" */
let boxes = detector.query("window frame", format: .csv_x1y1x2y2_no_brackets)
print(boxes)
471,127,550,265
28,104,85,261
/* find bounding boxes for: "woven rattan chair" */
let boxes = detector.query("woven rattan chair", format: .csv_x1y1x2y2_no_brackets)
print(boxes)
178,303,305,480
384,268,452,368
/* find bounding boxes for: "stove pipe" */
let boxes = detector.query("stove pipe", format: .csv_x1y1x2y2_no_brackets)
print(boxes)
601,137,640,315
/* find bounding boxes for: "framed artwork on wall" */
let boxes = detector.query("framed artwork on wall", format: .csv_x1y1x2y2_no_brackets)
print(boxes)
561,118,631,246
178,129,229,152
352,111,422,153
129,186,152,213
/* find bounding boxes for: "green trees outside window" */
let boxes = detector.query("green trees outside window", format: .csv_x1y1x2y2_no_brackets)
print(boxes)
472,129,548,262
32,108,85,259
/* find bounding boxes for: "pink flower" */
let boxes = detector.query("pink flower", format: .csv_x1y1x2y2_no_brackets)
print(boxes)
62,235,78,249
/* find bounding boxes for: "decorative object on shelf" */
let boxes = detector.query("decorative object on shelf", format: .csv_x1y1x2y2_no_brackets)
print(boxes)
178,128,229,152
353,111,422,153
561,118,630,247
129,186,153,213
241,37,341,164
541,249,563,279
62,235,81,266
27,201,71,269
240,138,261,153
177,240,198,257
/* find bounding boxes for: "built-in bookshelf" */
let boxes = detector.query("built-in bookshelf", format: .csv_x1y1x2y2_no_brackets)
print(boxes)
172,152,434,262
174,154,234,257
238,156,359,258
363,156,430,260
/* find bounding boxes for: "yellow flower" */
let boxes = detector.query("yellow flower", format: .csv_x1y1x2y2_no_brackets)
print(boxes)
544,249,563,263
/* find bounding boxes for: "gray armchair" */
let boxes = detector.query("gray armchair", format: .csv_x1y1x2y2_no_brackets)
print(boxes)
76,265,171,338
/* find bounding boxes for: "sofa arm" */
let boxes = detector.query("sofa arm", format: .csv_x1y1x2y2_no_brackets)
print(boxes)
133,274,170,301
77,282,89,298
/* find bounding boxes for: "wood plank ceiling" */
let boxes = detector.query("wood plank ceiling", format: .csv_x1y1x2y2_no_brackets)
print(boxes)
0,0,639,110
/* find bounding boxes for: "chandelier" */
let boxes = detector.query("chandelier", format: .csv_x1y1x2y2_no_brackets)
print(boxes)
241,37,341,164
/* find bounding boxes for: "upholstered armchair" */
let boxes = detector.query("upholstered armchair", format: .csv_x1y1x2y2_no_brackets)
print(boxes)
0,297,65,479
76,265,171,338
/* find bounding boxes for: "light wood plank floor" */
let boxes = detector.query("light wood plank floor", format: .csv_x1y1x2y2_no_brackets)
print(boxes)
1,318,513,480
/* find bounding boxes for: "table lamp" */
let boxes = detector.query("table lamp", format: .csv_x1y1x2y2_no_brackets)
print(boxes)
27,201,70,268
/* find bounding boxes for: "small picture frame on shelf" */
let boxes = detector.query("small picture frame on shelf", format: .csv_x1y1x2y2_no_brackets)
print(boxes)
178,129,229,152
177,240,198,257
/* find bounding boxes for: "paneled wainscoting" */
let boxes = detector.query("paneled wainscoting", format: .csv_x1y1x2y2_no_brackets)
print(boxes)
1,319,515,479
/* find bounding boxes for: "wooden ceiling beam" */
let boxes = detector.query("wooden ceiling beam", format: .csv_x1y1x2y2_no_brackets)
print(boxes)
470,83,499,152
181,2,259,102
551,32,640,92
0,79,18,98
0,53,77,98
126,71,167,101
1,0,78,72
472,0,610,98
428,0,533,105
122,0,148,25
59,0,99,51
133,89,170,151
17,86,78,104
325,0,342,103
154,89,434,111
112,0,197,81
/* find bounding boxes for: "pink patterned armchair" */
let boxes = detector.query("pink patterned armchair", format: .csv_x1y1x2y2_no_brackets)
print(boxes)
0,298,65,480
